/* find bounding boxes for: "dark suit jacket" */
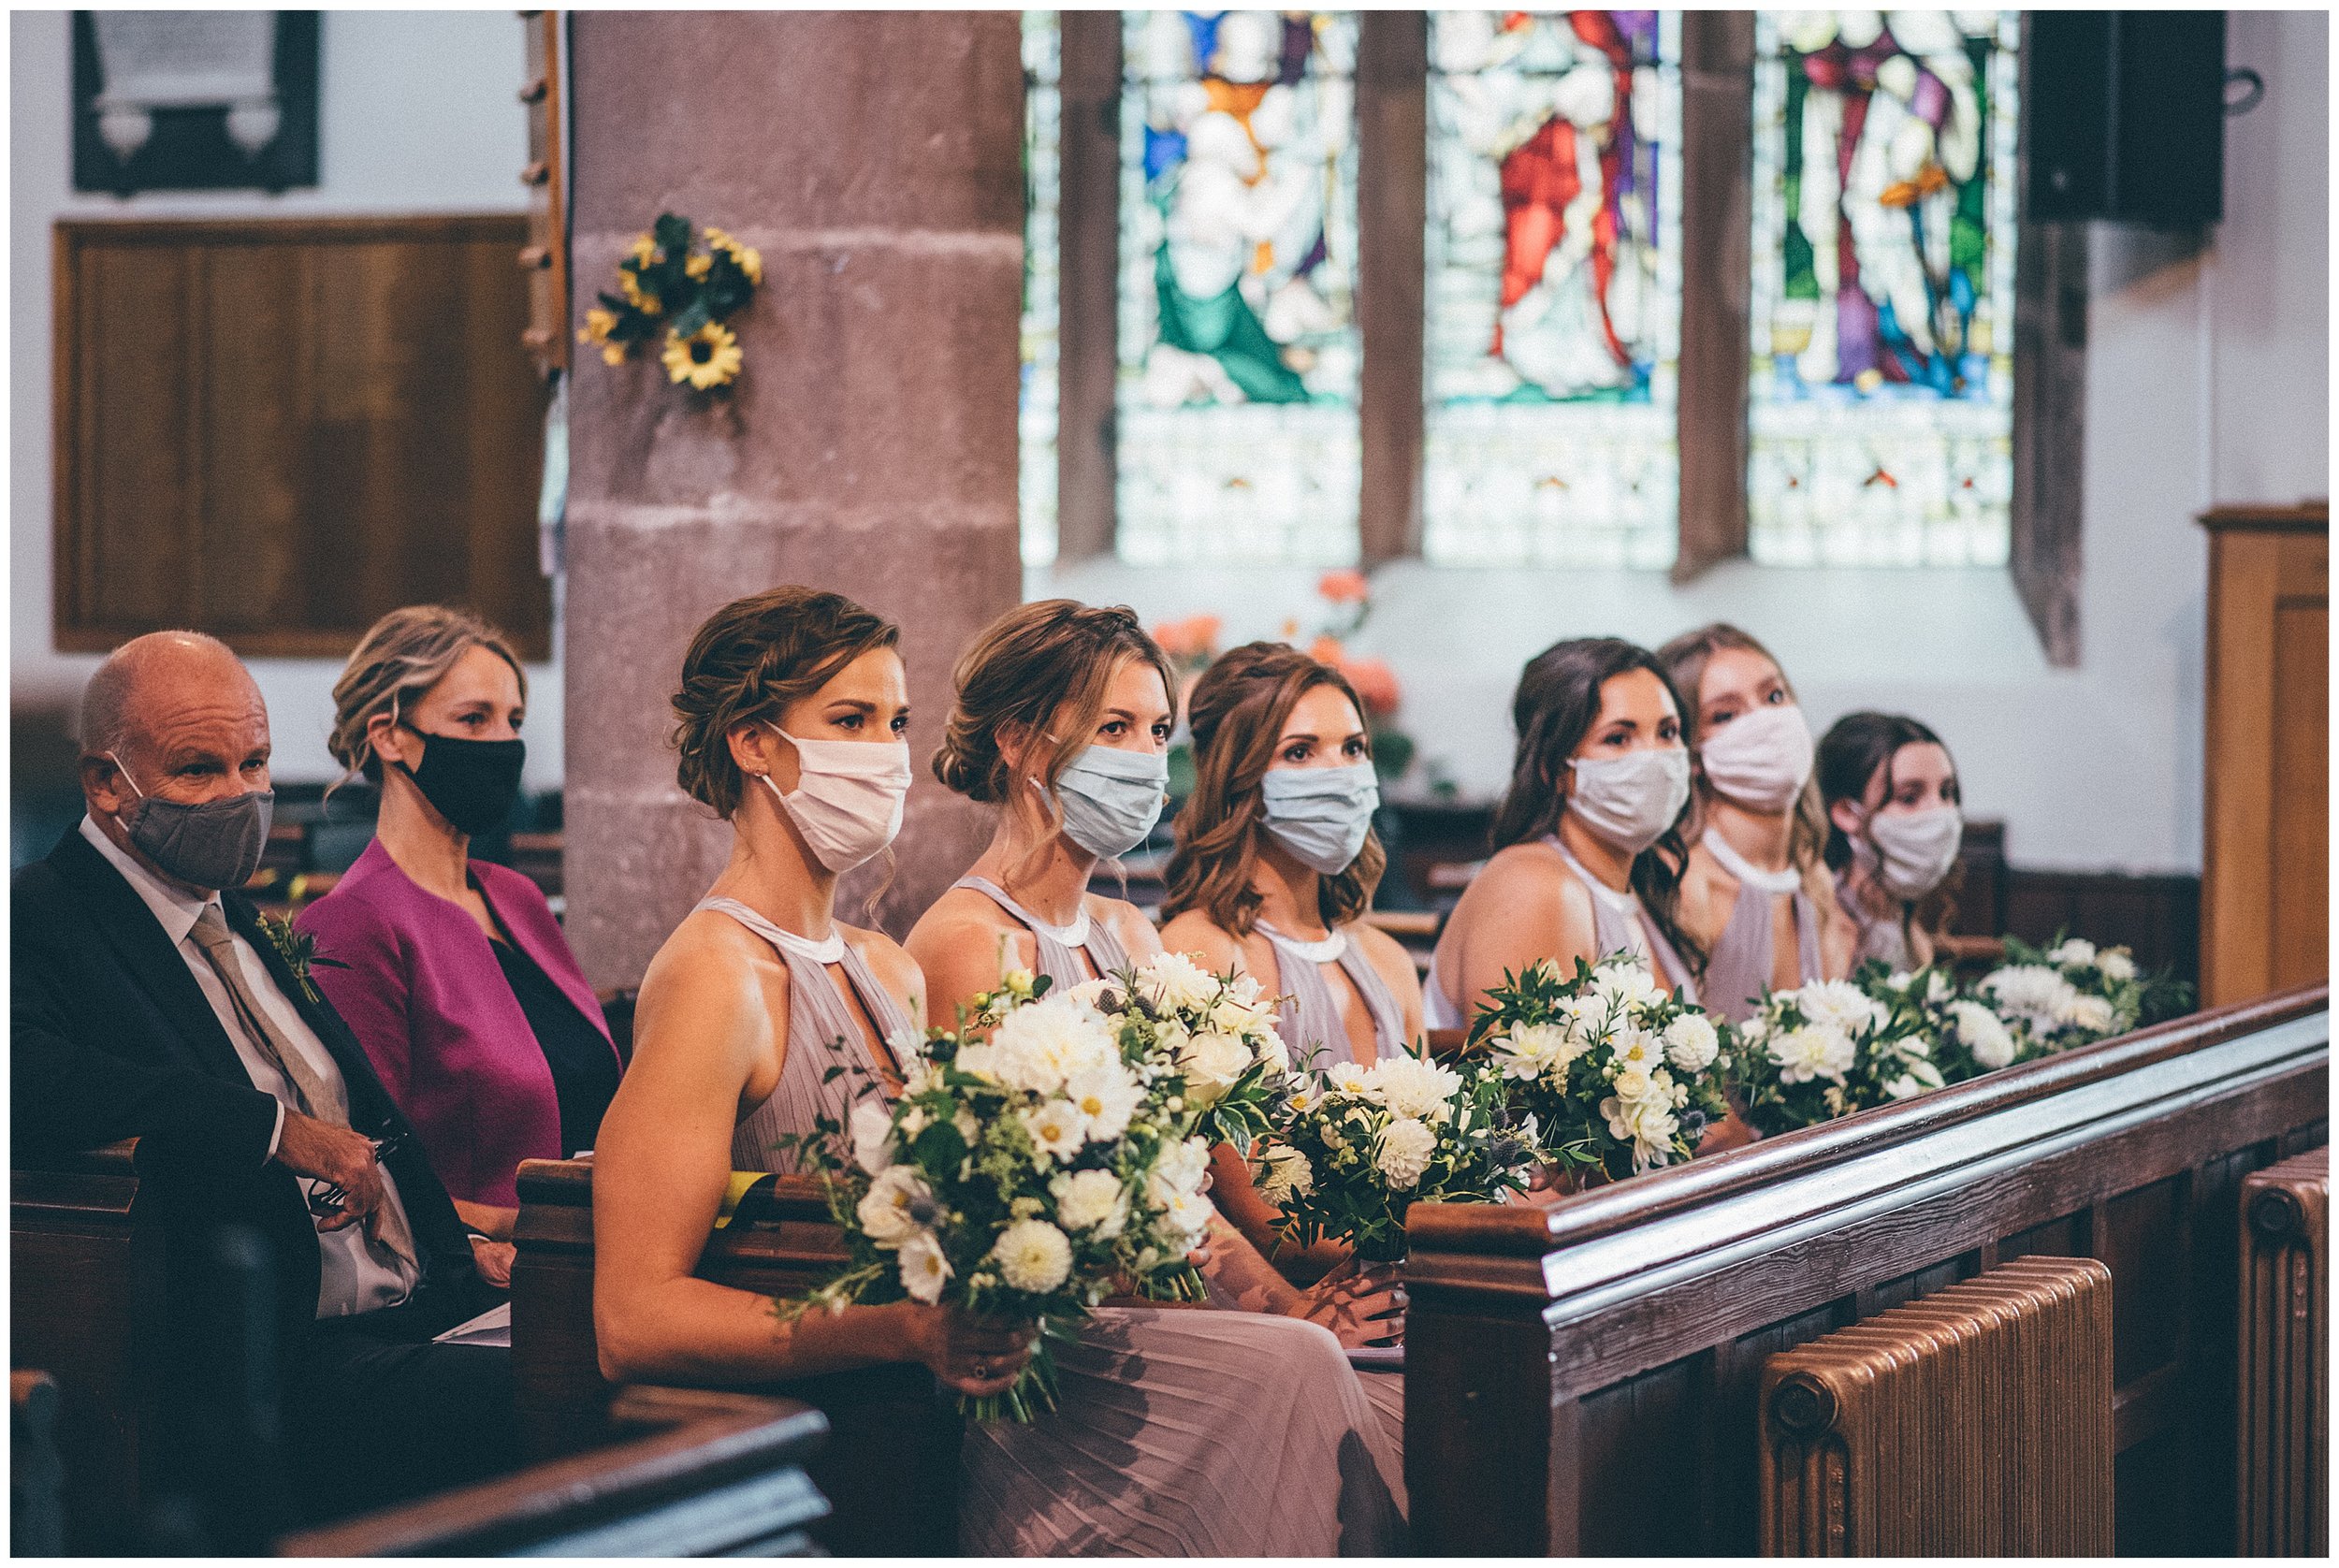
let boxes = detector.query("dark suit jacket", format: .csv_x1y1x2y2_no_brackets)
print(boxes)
11,827,492,1352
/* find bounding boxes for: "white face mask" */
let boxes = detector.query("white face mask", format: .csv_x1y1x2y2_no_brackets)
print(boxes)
1565,748,1691,857
1260,759,1380,876
1856,804,1964,901
1698,702,1815,813
761,726,913,874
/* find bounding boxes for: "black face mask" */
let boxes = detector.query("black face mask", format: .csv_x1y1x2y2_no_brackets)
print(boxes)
395,724,524,838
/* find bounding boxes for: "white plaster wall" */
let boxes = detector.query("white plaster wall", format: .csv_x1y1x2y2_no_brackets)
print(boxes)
8,9,557,786
1044,10,2328,878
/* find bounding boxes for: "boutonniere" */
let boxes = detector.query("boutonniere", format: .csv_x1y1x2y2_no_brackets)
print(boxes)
258,913,346,1006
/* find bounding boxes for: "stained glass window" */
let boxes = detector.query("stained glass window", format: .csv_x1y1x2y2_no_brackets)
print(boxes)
1115,11,1361,566
1749,11,2020,567
1421,11,1681,570
1021,11,1062,568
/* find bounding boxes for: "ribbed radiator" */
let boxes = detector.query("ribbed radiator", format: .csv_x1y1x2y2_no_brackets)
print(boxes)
2239,1147,2329,1556
1758,1255,2114,1555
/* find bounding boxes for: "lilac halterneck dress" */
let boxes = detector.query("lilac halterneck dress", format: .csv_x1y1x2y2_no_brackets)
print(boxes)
1696,829,1823,1023
704,897,1405,1556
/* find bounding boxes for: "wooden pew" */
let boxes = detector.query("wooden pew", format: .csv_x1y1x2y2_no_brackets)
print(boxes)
276,1386,829,1556
511,1157,962,1554
1403,983,2329,1556
9,1140,162,1553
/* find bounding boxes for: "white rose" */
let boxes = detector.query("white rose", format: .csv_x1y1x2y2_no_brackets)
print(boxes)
1370,1054,1463,1121
1211,996,1268,1035
1375,1116,1438,1189
1590,959,1665,1009
856,1166,937,1247
896,1231,952,1303
2098,949,2137,982
1020,1099,1088,1164
1662,1013,1721,1073
1052,1168,1129,1236
1158,1135,1212,1195
1771,1024,1856,1085
1062,1063,1143,1142
1981,965,2083,1037
1253,1024,1293,1077
1949,1000,2017,1069
1925,970,1956,1005
2048,938,2098,967
2070,995,2117,1036
850,1100,896,1175
1796,979,1887,1038
1611,1064,1655,1104
991,1218,1074,1294
1257,1145,1315,1202
1179,1031,1255,1092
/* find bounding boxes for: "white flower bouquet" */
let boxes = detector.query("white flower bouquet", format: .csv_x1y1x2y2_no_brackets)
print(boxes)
1857,962,2025,1084
1251,1048,1543,1264
1979,934,2193,1053
1467,953,1734,1180
1736,977,1945,1134
775,971,1215,1421
1059,950,1294,1155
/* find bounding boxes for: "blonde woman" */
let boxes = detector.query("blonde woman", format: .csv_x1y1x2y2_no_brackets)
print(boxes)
297,607,619,1282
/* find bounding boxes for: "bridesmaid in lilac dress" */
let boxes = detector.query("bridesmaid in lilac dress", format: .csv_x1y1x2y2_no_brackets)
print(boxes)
1427,638,1703,1035
596,588,1401,1556
1657,624,1857,1023
908,601,1412,1514
1816,711,1967,972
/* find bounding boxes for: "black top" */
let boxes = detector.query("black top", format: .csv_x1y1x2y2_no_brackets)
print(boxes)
489,936,619,1157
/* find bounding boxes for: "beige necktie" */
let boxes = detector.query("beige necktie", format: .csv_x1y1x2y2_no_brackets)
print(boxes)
188,904,418,1275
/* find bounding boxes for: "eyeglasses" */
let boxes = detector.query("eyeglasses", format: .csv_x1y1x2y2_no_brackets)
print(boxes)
303,1129,411,1218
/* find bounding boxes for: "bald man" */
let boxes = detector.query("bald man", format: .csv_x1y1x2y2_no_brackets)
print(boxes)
12,632,516,1532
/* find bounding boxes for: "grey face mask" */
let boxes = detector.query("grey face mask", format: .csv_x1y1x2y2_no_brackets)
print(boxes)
1260,760,1380,876
1049,744,1169,861
107,752,273,893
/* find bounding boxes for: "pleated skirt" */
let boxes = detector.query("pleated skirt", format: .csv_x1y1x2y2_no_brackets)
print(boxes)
959,1307,1407,1557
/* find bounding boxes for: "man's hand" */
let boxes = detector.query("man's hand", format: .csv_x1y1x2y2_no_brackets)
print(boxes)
272,1111,386,1234
469,1236,516,1289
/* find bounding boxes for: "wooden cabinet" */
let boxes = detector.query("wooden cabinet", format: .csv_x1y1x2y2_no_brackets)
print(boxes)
2201,503,2329,1005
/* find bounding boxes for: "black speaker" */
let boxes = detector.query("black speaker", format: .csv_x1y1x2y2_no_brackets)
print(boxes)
2026,11,2228,226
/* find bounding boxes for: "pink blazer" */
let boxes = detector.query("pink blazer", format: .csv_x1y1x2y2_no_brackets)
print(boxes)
296,838,617,1209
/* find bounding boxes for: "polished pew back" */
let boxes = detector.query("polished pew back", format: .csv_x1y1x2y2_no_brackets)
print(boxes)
277,1387,830,1557
9,1140,161,1553
1404,984,2330,1556
511,1158,961,1554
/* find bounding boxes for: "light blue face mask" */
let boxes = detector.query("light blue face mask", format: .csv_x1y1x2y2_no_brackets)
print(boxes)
1051,744,1170,860
1259,760,1380,876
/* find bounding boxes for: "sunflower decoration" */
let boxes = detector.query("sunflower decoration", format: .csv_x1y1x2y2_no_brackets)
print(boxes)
578,212,763,391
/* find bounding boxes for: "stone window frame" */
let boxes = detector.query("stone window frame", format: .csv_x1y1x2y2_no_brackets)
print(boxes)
1049,11,2085,665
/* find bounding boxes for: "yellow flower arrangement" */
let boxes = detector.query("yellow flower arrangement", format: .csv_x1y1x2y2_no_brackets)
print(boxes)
580,212,762,392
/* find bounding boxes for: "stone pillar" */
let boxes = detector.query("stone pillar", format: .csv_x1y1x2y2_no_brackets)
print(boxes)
562,12,1024,987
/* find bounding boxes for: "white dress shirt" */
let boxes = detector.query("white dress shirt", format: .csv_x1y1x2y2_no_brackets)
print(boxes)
80,817,420,1318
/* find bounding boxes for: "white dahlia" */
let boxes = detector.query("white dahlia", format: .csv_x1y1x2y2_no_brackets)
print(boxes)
1375,1116,1437,1189
992,1218,1074,1294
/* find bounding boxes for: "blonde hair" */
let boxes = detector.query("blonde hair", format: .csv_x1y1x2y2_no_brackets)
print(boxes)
328,606,526,789
1656,622,1829,875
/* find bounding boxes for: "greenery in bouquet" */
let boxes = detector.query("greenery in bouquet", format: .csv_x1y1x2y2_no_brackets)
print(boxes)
1062,950,1295,1157
1978,934,2194,1054
1469,953,1733,1181
772,971,1216,1421
1736,978,1945,1134
1856,961,2025,1084
1252,1048,1543,1264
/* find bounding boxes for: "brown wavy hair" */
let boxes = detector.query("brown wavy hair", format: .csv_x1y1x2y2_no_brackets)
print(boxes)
670,587,900,819
1489,636,1699,967
328,605,527,791
931,600,1176,844
1817,709,1965,936
1656,622,1829,875
1161,642,1385,937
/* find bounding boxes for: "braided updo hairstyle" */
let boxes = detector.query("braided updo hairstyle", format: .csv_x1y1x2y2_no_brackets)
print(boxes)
931,600,1176,827
671,587,900,819
1161,641,1385,936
